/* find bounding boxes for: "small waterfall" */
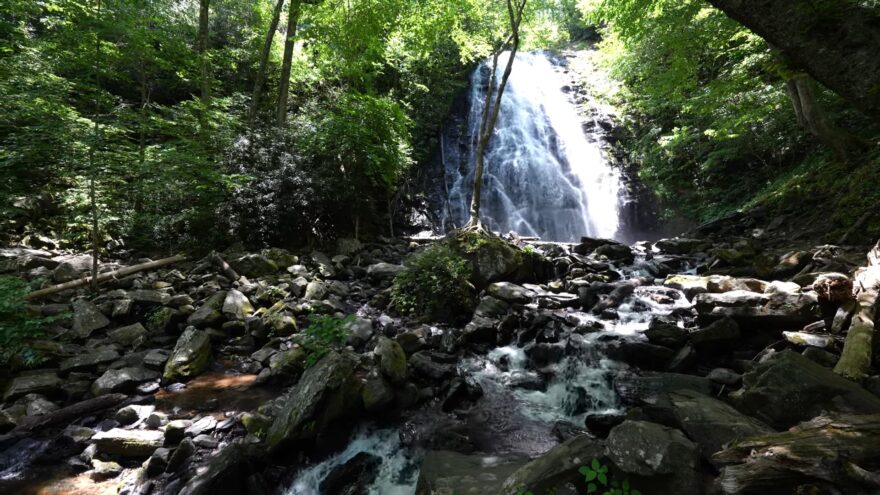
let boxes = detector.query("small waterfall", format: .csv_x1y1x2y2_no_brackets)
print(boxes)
441,51,623,241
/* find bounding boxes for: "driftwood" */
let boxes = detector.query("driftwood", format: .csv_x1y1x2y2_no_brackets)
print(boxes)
210,251,239,281
714,414,880,494
834,242,880,380
25,254,186,300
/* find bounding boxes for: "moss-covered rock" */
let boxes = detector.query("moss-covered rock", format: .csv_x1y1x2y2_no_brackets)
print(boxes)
163,327,211,382
374,337,406,385
445,230,551,289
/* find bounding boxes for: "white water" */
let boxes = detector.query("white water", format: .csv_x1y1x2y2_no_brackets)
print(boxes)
441,52,622,241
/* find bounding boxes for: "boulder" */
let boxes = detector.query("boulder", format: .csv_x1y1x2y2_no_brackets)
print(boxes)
222,289,254,321
374,337,407,385
487,282,534,304
321,452,381,495
460,315,497,344
366,262,405,281
689,317,740,349
52,262,81,283
500,434,605,494
231,254,277,278
730,350,880,429
311,251,336,278
187,292,226,328
107,323,147,347
129,289,171,307
266,351,362,448
607,420,699,476
304,280,326,300
72,299,110,338
362,374,394,413
416,450,526,495
92,367,159,395
92,428,164,458
694,290,821,328
163,327,211,382
644,318,688,348
474,295,510,318
59,348,120,373
3,371,62,401
346,317,374,346
614,371,712,404
409,351,455,381
446,231,550,289
654,237,706,255
177,442,262,495
594,243,634,264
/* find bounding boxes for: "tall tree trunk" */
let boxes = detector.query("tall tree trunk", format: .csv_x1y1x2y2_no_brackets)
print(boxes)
276,0,302,126
706,0,880,121
198,0,210,138
89,0,103,291
467,0,527,228
785,74,866,161
250,0,286,122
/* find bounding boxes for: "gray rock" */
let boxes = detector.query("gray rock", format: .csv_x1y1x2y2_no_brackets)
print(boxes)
486,282,534,304
231,254,278,278
474,295,510,318
500,435,604,494
164,420,193,444
166,437,195,472
645,318,688,348
107,323,147,347
614,371,712,404
52,261,81,283
375,337,407,385
304,280,326,300
187,292,226,328
92,428,164,458
782,330,834,348
92,366,159,395
60,348,120,373
730,350,880,428
707,368,742,387
362,374,394,412
311,251,336,278
115,404,155,425
129,289,171,306
416,450,526,495
461,315,497,344
143,349,170,369
694,290,821,328
3,371,62,401
607,420,699,476
90,459,123,480
689,317,740,348
366,262,405,281
346,317,374,345
654,237,706,255
72,299,110,338
185,415,217,437
163,327,211,382
222,289,253,321
22,393,59,416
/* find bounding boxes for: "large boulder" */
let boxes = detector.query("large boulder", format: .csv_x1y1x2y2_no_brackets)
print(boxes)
614,371,712,404
230,254,277,278
694,290,821,328
374,337,406,385
499,435,605,494
446,230,550,289
92,367,159,395
321,452,381,495
607,420,700,476
72,299,110,338
163,327,211,382
654,237,707,255
92,428,164,458
59,348,120,373
487,282,535,304
222,289,253,321
416,450,526,495
187,292,226,328
730,350,880,429
3,371,62,401
266,351,363,449
366,262,405,281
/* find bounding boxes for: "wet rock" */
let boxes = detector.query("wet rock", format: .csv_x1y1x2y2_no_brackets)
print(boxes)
409,351,455,381
644,318,688,348
487,282,534,304
605,340,674,370
730,350,880,428
584,412,626,438
92,428,164,458
707,368,742,387
416,450,526,495
321,452,381,495
163,327,211,382
60,348,120,373
614,371,712,404
607,421,700,492
185,416,217,437
92,366,159,395
594,243,634,264
654,237,706,255
3,371,62,401
266,351,362,448
500,434,605,494
366,262,405,281
524,342,566,369
187,292,226,328
694,290,821,328
72,298,110,338
441,376,483,412
362,374,394,413
107,322,147,347
474,295,510,318
346,317,374,346
375,336,407,385
573,237,619,255
460,315,497,344
222,289,254,320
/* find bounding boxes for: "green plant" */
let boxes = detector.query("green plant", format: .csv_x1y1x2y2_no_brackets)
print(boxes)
298,314,352,367
0,276,60,367
579,458,641,495
391,244,475,324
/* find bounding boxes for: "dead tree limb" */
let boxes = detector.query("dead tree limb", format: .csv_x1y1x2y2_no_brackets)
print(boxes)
210,251,239,281
25,254,187,300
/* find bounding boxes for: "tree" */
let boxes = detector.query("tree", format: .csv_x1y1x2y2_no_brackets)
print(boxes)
467,0,527,229
250,0,286,122
706,0,880,121
198,0,210,136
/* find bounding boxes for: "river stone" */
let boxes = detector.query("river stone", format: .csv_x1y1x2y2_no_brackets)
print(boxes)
321,452,381,495
187,292,226,328
266,351,362,448
362,374,394,412
143,349,170,369
729,350,880,429
346,317,374,346
614,371,712,404
129,289,171,307
644,318,688,348
474,295,510,318
607,420,699,476
107,323,147,347
176,442,261,495
92,366,159,395
500,434,605,494
311,250,336,278
416,451,527,495
594,243,634,264
231,254,277,278
52,261,81,283
694,290,821,328
304,280,326,300
59,348,120,373
653,237,706,255
446,231,549,289
222,289,253,321
163,327,211,382
92,428,164,458
689,317,740,348
366,262,405,281
72,299,110,338
375,336,407,385
3,371,62,401
487,282,534,304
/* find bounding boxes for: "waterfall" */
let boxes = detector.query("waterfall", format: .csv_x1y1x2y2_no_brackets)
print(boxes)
441,51,623,241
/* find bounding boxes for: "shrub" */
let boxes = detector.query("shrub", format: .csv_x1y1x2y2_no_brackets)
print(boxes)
0,276,60,367
298,314,352,368
391,244,475,324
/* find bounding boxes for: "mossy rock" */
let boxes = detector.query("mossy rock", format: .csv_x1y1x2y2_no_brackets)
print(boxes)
445,230,551,289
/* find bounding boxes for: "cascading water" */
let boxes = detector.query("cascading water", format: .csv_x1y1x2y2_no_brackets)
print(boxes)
440,51,623,241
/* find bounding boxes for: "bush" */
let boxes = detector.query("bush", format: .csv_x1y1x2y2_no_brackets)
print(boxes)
0,276,59,367
298,314,352,368
391,244,475,324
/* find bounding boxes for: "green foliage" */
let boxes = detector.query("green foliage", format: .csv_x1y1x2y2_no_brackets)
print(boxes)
391,244,475,324
579,458,641,495
0,276,60,367
298,314,352,368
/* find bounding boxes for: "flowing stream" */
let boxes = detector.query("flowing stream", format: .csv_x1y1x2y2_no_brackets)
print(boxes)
440,51,623,241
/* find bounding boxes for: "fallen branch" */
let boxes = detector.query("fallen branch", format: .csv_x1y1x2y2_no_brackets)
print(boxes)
25,254,187,300
210,251,239,281
10,393,127,433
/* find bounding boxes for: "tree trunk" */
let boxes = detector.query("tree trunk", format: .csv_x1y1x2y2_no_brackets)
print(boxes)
198,0,210,138
785,74,866,161
706,0,880,122
467,0,527,228
276,0,302,126
250,0,286,122
89,0,103,292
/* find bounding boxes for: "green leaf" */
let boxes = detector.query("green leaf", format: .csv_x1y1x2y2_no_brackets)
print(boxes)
587,483,597,493
584,469,597,482
591,458,602,470
622,480,630,490
598,473,608,486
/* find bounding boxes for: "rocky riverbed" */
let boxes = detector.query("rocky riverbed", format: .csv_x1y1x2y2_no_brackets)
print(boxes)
2,224,880,495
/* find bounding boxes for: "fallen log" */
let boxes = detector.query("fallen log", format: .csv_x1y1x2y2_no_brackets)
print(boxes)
834,243,880,380
10,393,127,433
210,251,239,281
25,254,187,300
714,414,880,494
